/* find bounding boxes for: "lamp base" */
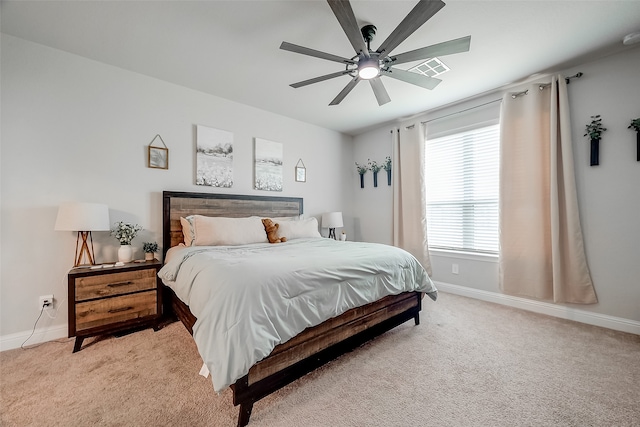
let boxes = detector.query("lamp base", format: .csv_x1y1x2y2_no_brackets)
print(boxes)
328,228,336,240
74,231,97,267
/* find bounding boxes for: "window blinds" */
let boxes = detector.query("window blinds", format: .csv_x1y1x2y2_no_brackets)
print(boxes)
425,124,500,254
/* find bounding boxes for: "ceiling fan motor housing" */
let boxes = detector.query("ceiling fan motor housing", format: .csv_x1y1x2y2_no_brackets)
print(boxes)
361,24,377,46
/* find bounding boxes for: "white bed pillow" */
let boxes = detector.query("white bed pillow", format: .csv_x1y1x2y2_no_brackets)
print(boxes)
276,217,321,240
180,216,195,246
191,215,269,246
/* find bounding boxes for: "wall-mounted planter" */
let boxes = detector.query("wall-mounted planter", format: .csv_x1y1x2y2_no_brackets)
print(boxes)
629,119,640,161
584,115,606,167
590,139,600,166
373,171,378,187
356,162,368,188
386,169,392,186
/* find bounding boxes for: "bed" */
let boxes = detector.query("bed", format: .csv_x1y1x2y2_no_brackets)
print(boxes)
159,191,437,426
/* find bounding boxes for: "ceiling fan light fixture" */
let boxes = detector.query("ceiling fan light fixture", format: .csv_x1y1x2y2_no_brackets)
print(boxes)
358,65,380,80
358,58,380,79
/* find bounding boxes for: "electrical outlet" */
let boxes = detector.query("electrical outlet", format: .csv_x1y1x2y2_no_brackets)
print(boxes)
39,294,54,310
452,264,459,275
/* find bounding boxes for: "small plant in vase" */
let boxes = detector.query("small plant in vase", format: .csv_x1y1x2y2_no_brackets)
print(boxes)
629,118,640,162
368,159,382,187
584,115,607,166
356,162,368,188
111,221,142,263
382,156,392,186
143,241,158,261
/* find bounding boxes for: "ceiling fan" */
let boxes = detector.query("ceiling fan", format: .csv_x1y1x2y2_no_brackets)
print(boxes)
280,0,471,106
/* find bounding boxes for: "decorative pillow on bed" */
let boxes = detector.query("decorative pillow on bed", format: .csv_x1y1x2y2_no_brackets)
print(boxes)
190,215,269,246
275,217,321,240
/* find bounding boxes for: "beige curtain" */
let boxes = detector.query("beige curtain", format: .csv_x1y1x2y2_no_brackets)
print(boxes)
499,76,597,303
392,123,432,275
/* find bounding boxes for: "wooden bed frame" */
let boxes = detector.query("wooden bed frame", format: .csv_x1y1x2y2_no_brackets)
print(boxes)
162,191,423,426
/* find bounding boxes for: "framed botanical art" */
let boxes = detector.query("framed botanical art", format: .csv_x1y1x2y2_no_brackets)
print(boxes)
295,159,306,182
148,134,169,169
148,147,168,169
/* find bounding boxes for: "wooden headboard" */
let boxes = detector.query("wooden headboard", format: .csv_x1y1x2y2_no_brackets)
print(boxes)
162,191,303,258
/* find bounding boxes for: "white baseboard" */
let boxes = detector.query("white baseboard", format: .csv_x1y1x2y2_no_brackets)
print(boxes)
3,284,637,350
435,281,640,335
0,324,68,352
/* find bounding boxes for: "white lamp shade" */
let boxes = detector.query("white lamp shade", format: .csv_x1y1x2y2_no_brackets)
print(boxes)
322,212,343,229
54,202,110,231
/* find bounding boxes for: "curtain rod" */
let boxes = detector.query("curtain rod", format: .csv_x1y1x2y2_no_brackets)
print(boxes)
420,98,502,125
511,89,529,99
404,72,584,127
537,72,584,91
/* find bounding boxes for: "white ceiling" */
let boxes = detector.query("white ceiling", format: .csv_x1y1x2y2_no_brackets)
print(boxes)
2,0,640,135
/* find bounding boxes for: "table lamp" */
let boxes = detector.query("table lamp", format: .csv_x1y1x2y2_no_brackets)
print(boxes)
55,202,110,267
322,212,343,240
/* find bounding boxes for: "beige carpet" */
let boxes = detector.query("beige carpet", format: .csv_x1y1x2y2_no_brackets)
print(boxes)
1,292,639,427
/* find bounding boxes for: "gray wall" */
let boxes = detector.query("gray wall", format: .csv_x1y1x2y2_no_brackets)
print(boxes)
352,46,640,326
0,35,354,347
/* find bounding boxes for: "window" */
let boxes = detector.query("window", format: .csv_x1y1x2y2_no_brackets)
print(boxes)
425,124,500,254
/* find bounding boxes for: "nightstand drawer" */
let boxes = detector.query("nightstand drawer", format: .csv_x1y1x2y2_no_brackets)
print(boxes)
75,269,156,301
75,290,157,332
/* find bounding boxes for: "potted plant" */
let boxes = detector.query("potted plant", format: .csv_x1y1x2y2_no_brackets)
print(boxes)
355,162,368,188
629,118,640,162
368,159,382,187
142,241,159,261
111,221,142,263
382,156,392,186
584,115,607,166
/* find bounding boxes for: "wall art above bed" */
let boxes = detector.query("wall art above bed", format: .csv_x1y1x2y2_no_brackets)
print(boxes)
147,134,168,170
196,125,233,187
254,138,283,191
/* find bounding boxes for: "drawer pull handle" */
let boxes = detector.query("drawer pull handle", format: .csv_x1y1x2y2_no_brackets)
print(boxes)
107,281,133,288
108,306,132,314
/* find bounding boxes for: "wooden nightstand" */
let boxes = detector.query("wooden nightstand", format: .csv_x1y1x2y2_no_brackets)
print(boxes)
68,260,163,352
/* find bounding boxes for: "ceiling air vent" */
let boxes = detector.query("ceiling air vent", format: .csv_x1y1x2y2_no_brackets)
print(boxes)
409,57,450,78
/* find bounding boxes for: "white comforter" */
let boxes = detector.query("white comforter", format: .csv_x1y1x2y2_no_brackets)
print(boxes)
158,238,437,392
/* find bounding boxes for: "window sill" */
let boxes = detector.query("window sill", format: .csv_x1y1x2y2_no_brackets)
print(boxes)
429,248,498,263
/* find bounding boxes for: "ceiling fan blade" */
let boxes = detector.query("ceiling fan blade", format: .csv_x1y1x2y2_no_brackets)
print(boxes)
327,0,369,57
390,36,471,65
376,0,445,56
382,67,442,90
329,76,361,105
369,78,391,106
280,41,355,65
290,71,353,88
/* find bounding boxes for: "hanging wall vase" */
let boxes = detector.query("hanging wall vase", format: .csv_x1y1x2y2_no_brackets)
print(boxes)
590,139,600,166
383,156,392,186
373,171,378,187
355,162,368,188
584,115,606,166
629,119,640,161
